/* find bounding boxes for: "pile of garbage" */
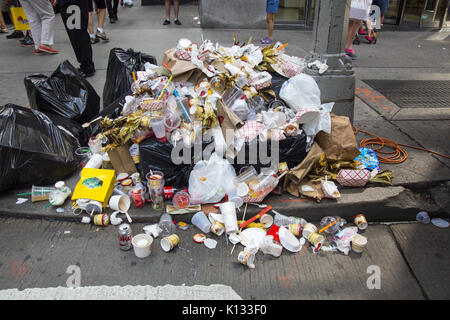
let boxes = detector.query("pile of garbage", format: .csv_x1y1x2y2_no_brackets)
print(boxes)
1,38,395,266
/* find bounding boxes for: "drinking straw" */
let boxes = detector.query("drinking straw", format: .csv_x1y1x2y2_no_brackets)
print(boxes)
132,71,137,88
17,193,32,196
46,201,55,208
318,218,341,234
173,90,192,124
239,205,272,229
156,75,173,102
276,43,289,51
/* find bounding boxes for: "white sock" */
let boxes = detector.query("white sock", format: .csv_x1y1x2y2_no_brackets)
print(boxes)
90,33,95,39
97,28,104,33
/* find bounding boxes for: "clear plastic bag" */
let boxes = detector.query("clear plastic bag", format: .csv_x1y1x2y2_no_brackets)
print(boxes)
188,153,237,204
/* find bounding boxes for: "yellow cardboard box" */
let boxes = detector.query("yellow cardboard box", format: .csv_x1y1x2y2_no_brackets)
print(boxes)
71,168,116,208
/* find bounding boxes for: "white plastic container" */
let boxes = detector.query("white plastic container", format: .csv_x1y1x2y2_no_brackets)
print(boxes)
132,234,153,258
220,202,238,234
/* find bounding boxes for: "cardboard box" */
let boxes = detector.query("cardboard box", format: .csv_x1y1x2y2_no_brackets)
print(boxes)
107,144,137,176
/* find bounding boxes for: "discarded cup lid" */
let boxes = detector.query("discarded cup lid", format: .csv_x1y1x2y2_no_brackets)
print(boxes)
228,232,241,244
204,238,217,249
431,218,449,228
193,233,207,243
236,183,249,197
279,226,302,252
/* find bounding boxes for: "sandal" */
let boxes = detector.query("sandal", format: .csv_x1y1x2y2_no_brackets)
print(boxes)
0,26,8,34
261,37,275,44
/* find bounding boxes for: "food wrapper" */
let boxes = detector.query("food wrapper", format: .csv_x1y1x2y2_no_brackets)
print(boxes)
336,169,371,187
354,147,380,171
321,177,341,199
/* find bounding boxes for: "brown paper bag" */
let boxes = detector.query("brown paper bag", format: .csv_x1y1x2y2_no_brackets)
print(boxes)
315,113,360,161
299,179,325,202
284,142,324,197
107,144,137,175
216,99,244,150
162,48,206,84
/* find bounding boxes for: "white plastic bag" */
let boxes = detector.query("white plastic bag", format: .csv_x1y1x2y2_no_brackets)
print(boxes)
302,102,334,137
279,73,321,111
188,153,237,204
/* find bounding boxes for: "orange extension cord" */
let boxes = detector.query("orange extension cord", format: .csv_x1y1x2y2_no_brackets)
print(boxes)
353,127,450,164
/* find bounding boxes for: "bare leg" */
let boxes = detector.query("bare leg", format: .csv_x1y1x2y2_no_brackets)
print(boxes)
97,8,106,29
165,0,170,20
267,13,274,39
88,11,94,35
174,0,179,20
0,12,8,31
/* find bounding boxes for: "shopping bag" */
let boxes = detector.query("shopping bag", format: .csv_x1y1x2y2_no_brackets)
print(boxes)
71,168,116,208
10,6,30,31
349,0,371,21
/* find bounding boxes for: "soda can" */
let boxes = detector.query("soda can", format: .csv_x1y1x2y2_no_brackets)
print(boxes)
163,186,175,200
94,213,110,226
118,223,133,251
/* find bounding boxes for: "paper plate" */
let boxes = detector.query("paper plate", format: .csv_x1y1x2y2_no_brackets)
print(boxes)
279,226,302,252
240,228,266,248
431,218,449,228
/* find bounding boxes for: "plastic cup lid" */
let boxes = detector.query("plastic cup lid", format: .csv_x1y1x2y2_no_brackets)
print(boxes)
236,183,249,197
204,238,217,249
279,227,302,252
431,218,449,228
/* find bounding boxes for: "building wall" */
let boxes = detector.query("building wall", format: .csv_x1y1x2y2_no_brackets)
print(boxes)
200,0,267,29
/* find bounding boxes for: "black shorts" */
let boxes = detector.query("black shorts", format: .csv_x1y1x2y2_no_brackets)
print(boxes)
88,0,106,12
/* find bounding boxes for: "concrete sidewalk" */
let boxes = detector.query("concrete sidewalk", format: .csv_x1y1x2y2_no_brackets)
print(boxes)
0,3,449,224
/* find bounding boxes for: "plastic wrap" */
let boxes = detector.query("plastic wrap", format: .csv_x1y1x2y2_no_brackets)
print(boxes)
102,48,157,108
0,104,81,193
24,60,100,124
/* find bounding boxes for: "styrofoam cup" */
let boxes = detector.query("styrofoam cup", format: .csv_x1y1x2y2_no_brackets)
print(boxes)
109,195,131,213
220,202,238,234
191,211,212,234
132,234,153,258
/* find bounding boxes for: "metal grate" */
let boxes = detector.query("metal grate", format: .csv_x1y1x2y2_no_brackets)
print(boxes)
363,80,450,108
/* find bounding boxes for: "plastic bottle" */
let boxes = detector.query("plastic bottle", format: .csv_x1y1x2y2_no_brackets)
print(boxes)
273,210,307,228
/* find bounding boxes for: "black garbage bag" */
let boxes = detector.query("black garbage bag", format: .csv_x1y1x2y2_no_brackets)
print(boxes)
43,112,90,146
103,48,157,108
139,137,211,189
88,93,127,138
231,133,308,174
24,60,100,124
0,104,81,194
267,72,289,101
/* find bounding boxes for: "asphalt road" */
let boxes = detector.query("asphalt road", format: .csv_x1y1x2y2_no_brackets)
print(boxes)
0,216,448,300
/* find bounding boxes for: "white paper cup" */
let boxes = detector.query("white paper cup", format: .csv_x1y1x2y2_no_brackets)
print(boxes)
238,250,256,269
220,202,238,234
351,234,367,253
161,234,180,252
109,195,131,213
260,214,274,228
191,211,212,234
132,234,153,258
84,153,103,169
302,223,318,239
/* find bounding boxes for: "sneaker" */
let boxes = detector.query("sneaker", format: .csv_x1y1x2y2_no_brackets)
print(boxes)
96,30,109,41
261,37,275,44
6,30,24,39
358,29,367,35
20,35,34,47
345,48,357,59
90,36,100,44
34,48,46,55
162,19,170,25
39,44,59,54
79,68,96,78
174,19,182,25
109,17,115,24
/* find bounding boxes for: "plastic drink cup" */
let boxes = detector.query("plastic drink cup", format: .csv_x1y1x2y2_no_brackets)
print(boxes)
75,147,92,168
150,117,167,142
210,221,225,236
109,195,131,213
164,110,181,132
31,185,56,202
158,213,177,237
353,214,368,230
351,234,367,253
84,153,103,169
191,211,212,234
161,234,180,252
172,190,190,209
236,166,258,183
219,202,238,234
93,213,110,226
88,138,102,154
132,234,153,258
260,214,274,228
146,171,164,189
